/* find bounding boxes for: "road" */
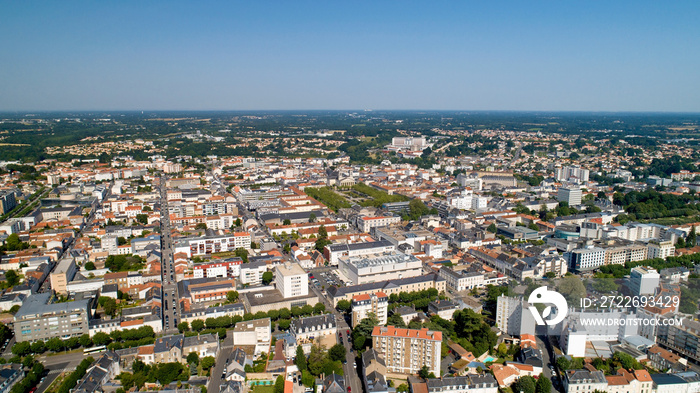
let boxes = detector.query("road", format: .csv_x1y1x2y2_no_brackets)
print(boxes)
207,331,235,393
309,284,362,393
35,351,91,393
159,175,182,335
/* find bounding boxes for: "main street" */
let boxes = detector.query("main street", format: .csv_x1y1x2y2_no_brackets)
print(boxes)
159,175,182,335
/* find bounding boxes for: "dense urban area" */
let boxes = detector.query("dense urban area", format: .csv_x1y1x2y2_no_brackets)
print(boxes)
2,111,700,393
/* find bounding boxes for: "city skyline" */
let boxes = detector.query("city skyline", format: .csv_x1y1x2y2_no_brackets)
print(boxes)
2,1,699,112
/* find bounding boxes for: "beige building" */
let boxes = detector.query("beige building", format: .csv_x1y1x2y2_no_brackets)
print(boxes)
329,273,446,306
351,292,388,327
50,258,77,295
232,318,271,356
372,326,442,375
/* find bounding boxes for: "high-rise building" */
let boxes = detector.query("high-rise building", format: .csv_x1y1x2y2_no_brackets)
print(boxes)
647,240,675,260
557,187,582,206
495,295,535,336
372,326,441,375
555,166,590,183
629,266,660,296
0,191,16,215
275,262,308,299
352,292,388,327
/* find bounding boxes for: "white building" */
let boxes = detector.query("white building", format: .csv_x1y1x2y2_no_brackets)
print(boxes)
275,263,308,299
555,166,590,183
557,186,582,206
351,291,388,327
629,266,660,296
648,240,675,260
495,295,535,336
358,215,401,233
338,252,422,285
567,246,606,271
239,261,268,285
232,318,271,356
438,267,485,292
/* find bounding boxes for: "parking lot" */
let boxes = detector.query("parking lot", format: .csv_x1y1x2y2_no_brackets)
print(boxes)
308,267,350,290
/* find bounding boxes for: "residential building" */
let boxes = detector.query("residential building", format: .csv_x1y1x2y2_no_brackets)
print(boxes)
566,246,606,271
50,257,77,295
232,318,271,356
275,262,308,299
428,300,458,320
372,326,442,375
557,187,582,206
629,266,661,296
495,295,535,336
424,375,498,393
555,166,590,183
192,258,243,279
0,191,17,215
0,364,23,393
563,369,608,393
290,314,337,354
358,216,401,233
438,267,485,292
173,232,252,257
328,273,446,306
13,293,90,342
352,292,388,327
648,240,675,260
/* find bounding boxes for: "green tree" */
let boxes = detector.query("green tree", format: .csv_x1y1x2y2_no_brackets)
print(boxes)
419,365,430,379
195,223,207,230
274,375,285,393
308,213,317,223
4,270,19,287
30,341,45,354
262,271,274,285
283,219,292,226
556,356,571,371
278,319,291,330
92,332,111,346
191,319,205,332
336,299,351,312
235,247,249,263
187,352,200,365
557,276,586,304
487,223,497,233
314,302,326,314
688,226,697,248
536,374,552,393
103,298,118,317
227,290,239,303
295,345,307,371
329,344,347,362
135,214,149,225
117,237,127,246
178,322,190,333
201,356,215,371
84,261,96,270
78,334,92,348
46,337,64,352
11,342,30,356
514,376,536,393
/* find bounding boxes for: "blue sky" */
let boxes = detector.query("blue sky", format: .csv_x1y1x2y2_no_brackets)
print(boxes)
1,1,699,111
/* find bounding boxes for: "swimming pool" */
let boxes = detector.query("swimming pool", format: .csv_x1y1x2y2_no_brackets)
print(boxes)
483,356,497,363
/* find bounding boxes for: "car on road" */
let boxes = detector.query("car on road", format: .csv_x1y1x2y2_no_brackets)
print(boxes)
347,387,351,392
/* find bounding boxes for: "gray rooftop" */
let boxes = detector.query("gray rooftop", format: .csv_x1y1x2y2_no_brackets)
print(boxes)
15,293,90,319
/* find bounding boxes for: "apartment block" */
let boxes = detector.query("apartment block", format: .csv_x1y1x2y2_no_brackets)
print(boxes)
372,326,442,375
352,292,388,327
438,266,485,292
629,267,660,296
275,262,308,299
192,258,243,279
495,295,535,336
14,293,90,342
173,232,252,257
648,240,675,260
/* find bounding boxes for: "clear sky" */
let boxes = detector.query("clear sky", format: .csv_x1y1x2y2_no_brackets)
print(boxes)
1,1,699,112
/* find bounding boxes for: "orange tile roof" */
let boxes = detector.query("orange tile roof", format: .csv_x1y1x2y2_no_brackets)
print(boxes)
372,326,442,341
